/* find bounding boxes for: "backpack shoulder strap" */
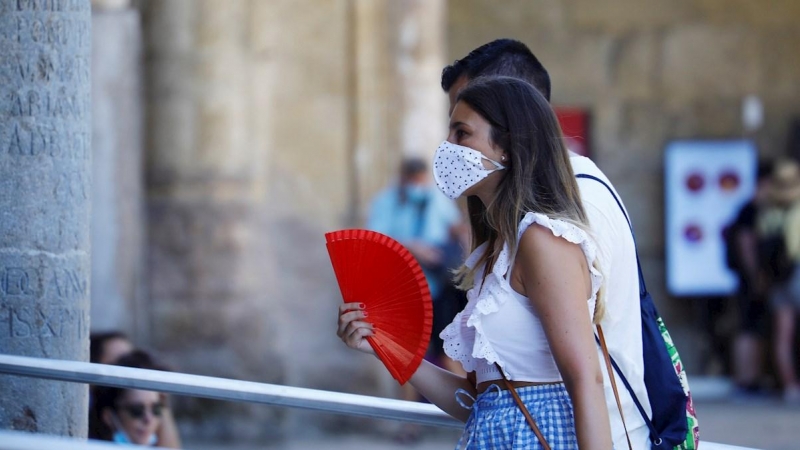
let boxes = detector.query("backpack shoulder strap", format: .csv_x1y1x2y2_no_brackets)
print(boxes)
577,173,661,442
575,174,648,296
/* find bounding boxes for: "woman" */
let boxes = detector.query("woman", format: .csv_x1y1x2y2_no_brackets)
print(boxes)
338,76,613,449
90,350,177,447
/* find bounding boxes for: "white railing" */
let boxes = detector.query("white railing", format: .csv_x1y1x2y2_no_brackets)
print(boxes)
0,354,758,450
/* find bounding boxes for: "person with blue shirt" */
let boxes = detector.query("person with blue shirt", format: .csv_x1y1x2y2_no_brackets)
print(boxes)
366,157,466,442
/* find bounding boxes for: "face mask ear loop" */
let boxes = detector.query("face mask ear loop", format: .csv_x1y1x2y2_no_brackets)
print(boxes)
481,155,506,170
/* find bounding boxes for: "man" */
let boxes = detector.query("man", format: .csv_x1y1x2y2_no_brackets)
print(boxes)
441,39,651,449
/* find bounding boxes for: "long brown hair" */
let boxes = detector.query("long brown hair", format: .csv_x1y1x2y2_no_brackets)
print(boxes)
455,76,604,322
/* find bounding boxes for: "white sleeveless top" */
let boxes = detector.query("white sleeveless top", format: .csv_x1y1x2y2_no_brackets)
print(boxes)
440,212,603,384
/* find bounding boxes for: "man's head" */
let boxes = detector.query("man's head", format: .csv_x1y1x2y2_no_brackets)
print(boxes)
399,157,429,186
441,39,550,112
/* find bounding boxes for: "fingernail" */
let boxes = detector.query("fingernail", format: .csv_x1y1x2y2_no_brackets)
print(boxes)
359,303,366,309
362,312,368,317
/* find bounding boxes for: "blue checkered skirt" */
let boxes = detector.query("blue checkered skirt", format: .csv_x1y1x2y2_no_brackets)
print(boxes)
455,383,577,450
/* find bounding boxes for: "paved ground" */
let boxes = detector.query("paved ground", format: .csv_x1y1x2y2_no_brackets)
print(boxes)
185,397,800,450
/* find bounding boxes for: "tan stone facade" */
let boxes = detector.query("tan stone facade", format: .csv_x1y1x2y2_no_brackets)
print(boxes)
88,0,800,439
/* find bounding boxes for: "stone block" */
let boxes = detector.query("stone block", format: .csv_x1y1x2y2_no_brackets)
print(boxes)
694,0,800,27
759,29,800,100
606,100,670,173
662,25,761,103
91,0,128,10
90,9,145,333
546,34,616,104
610,33,658,101
565,0,695,33
447,0,569,77
667,98,744,140
612,170,665,256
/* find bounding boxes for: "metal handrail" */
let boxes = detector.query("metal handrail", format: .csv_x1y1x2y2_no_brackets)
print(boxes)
0,430,140,450
0,354,759,450
0,354,459,427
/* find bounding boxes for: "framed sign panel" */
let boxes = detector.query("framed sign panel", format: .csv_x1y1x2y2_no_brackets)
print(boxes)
665,140,757,296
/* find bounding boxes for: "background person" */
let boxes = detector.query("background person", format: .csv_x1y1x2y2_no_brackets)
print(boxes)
724,161,773,397
90,350,174,446
756,159,800,404
365,157,466,442
89,334,183,448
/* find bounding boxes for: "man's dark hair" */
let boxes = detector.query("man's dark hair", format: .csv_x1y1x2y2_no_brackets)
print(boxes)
441,39,551,101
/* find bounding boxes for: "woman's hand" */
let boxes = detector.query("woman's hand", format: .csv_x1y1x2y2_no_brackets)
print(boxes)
337,302,375,355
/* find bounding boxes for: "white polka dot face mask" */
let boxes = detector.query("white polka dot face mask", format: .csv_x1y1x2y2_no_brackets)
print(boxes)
432,140,506,200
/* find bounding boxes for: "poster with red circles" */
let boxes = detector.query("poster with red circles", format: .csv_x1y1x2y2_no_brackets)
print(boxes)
665,140,757,296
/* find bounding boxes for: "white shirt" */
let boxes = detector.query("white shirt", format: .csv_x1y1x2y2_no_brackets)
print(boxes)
441,212,602,384
572,154,652,450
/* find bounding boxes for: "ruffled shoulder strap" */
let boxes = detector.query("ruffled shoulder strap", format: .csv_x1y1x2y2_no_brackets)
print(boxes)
515,212,603,315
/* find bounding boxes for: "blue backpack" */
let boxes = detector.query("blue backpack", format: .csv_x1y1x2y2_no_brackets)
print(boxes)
577,174,699,450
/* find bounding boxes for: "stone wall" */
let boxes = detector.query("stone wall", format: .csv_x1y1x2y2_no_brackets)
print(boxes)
83,0,800,441
448,0,800,371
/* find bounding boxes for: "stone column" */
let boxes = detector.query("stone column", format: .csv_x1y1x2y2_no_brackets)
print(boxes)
0,0,92,437
351,0,448,218
141,0,281,440
90,1,144,336
391,0,448,159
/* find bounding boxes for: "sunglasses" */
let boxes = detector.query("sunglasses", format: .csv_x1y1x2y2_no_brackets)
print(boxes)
117,402,164,420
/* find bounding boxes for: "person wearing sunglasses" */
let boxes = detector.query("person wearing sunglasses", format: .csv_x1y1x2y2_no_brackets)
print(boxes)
90,350,178,447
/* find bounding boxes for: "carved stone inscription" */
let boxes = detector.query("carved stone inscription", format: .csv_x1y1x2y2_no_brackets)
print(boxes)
0,263,89,341
0,0,91,251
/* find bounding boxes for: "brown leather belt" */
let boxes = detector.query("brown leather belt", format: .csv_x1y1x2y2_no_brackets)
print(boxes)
476,379,563,394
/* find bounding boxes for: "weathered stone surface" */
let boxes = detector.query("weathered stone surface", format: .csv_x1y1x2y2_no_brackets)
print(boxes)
91,0,128,10
662,25,761,103
141,0,283,439
694,0,800,27
90,9,144,334
565,0,696,33
610,33,658,101
758,29,800,100
447,0,566,58
548,34,615,104
0,0,91,437
667,98,744,140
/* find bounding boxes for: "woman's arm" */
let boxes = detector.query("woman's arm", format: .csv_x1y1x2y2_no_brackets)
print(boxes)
337,302,475,421
515,225,613,450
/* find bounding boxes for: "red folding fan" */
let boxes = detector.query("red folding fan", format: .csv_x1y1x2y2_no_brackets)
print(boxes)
325,229,433,385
